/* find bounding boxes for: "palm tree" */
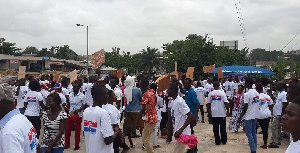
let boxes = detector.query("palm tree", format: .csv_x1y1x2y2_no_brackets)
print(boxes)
138,47,161,78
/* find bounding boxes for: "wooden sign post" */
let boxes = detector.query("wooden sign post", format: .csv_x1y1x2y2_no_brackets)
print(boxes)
18,66,26,79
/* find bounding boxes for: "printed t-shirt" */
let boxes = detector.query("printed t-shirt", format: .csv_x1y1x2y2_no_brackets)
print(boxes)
16,86,28,108
207,90,228,117
0,109,38,153
273,90,288,116
141,89,157,124
83,106,114,153
243,89,260,120
195,87,206,105
24,91,43,116
258,93,273,119
102,104,121,125
69,92,86,117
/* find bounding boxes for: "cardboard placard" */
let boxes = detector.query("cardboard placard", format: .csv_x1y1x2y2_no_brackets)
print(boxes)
203,65,215,73
18,66,26,79
156,75,170,93
218,67,223,78
53,71,61,82
186,67,195,79
91,49,105,69
69,70,77,83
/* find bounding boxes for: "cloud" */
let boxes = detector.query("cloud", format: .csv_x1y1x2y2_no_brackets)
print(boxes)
0,0,300,55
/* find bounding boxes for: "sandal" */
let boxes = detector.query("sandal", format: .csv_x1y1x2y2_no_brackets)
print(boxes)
153,145,161,149
142,145,146,151
130,144,135,148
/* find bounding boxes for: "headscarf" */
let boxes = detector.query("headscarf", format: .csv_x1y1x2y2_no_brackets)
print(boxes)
124,76,134,104
0,85,15,102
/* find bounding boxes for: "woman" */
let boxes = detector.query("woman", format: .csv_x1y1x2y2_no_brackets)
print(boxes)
282,96,300,152
257,83,273,149
228,85,244,133
41,92,67,153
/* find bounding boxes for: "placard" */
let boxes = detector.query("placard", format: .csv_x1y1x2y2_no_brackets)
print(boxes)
18,66,26,79
186,67,195,79
218,67,223,78
203,65,215,73
69,70,77,83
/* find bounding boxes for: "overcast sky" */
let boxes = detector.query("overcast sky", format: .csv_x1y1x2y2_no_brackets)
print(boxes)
1,0,300,55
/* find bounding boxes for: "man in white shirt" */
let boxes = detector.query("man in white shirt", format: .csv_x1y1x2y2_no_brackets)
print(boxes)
223,75,236,116
238,78,260,153
207,81,228,145
269,82,288,148
16,79,28,114
0,85,39,153
83,76,95,106
83,84,119,153
109,76,123,110
65,81,86,150
195,82,206,123
167,83,195,153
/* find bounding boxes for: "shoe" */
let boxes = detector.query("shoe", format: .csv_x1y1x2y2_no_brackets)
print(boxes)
64,146,70,149
201,120,205,123
259,131,263,134
260,144,267,149
222,142,227,145
74,147,80,150
216,143,221,145
268,144,279,148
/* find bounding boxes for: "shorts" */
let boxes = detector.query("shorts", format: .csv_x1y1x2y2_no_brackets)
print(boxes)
124,112,144,129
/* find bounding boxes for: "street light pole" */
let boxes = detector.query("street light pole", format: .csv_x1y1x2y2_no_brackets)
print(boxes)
76,24,89,76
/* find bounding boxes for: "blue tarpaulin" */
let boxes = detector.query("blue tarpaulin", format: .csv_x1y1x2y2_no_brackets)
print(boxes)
209,66,275,75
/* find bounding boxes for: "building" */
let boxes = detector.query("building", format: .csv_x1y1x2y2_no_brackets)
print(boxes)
220,40,238,50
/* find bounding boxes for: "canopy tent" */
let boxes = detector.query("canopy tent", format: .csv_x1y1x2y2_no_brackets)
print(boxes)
209,66,275,75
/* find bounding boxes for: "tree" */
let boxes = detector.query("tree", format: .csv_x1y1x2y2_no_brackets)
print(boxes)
163,34,249,77
22,46,39,54
250,48,284,65
138,47,161,77
54,45,80,60
37,48,53,57
0,38,21,55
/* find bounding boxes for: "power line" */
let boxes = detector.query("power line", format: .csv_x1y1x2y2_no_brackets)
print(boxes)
282,29,300,51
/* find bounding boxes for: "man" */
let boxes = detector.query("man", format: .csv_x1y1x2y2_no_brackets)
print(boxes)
269,81,288,148
83,76,95,106
238,78,260,153
224,75,236,116
65,81,86,150
0,85,39,153
15,78,28,114
207,81,228,145
123,76,143,147
137,78,157,153
167,83,195,153
195,82,206,123
182,78,200,134
110,76,123,110
83,84,119,153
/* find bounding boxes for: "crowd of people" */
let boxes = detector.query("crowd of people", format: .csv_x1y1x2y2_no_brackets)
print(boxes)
0,73,299,153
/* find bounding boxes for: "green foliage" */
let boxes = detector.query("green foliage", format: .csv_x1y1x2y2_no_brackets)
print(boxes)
0,38,21,55
22,46,39,54
250,48,284,64
139,47,161,76
163,34,249,77
53,45,80,61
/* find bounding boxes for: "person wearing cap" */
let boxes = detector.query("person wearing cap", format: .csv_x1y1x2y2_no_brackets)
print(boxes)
0,85,39,153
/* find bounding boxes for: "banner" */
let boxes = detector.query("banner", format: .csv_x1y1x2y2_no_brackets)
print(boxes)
69,70,78,83
91,49,105,69
218,67,223,78
203,65,215,73
18,66,26,79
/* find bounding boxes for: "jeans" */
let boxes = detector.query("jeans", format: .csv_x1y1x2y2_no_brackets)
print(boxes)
212,117,227,145
41,147,64,153
244,119,257,152
142,122,155,153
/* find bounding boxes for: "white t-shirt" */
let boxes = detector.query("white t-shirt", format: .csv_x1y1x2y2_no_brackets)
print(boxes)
156,95,164,120
273,91,288,116
83,83,94,106
0,112,38,153
113,87,123,109
67,84,73,93
195,87,206,105
207,90,228,117
24,91,43,116
243,89,260,120
258,93,273,119
102,104,121,125
16,86,28,108
224,81,236,97
204,83,214,93
171,96,191,135
61,87,70,96
83,106,114,153
69,92,86,117
40,89,49,105
285,140,300,153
